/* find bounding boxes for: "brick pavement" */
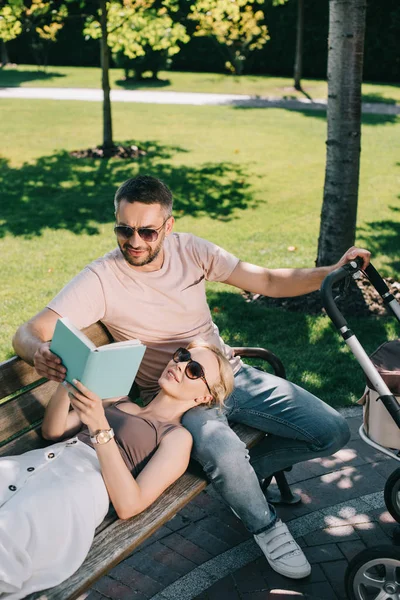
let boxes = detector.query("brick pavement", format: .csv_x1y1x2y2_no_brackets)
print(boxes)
83,411,400,600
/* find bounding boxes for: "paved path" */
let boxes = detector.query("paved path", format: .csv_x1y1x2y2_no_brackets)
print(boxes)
0,86,399,114
82,406,400,600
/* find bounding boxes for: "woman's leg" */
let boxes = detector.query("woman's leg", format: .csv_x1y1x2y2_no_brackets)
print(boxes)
0,440,109,598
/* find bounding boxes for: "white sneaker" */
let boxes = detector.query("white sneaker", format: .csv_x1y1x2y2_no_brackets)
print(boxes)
254,519,311,579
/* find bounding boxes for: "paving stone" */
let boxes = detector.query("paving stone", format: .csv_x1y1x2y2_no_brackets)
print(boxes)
337,540,367,561
195,515,248,546
138,525,172,549
231,558,269,594
198,574,241,599
178,522,232,555
303,525,360,546
211,506,252,536
164,513,191,531
347,417,363,441
124,551,183,586
347,439,398,466
373,458,400,479
179,503,208,522
92,575,147,600
353,521,393,547
191,490,226,512
266,591,326,600
83,592,108,600
320,560,348,599
303,543,343,564
286,465,387,518
107,564,163,596
160,532,214,565
284,581,339,600
141,540,197,576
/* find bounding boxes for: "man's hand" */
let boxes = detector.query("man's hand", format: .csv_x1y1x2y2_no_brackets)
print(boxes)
33,342,66,382
335,246,371,271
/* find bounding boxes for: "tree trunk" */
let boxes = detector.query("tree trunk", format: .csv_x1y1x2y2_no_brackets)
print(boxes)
99,0,113,150
1,40,9,66
293,0,304,90
316,0,367,267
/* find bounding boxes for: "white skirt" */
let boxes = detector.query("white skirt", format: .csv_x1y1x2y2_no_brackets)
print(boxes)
0,438,109,599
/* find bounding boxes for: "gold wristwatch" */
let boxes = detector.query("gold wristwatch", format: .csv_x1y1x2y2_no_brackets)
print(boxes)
90,428,115,445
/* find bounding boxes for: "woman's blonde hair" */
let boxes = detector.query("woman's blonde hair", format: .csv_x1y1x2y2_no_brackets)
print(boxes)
186,339,234,408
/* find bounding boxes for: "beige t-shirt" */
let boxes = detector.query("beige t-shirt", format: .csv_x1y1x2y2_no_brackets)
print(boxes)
47,233,241,402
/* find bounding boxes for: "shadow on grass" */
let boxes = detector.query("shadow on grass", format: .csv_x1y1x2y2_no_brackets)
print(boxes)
115,77,171,90
0,140,257,238
0,68,65,87
362,93,397,105
208,290,394,408
232,104,399,126
358,205,400,273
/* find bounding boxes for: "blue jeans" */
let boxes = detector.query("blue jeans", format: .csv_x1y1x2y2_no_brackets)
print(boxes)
181,364,350,535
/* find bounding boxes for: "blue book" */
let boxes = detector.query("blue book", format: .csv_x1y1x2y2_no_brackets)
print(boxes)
50,317,146,399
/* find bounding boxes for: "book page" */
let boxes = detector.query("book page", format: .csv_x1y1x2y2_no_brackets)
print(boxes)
96,339,142,351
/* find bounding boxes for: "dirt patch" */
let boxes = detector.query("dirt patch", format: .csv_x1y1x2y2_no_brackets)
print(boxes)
243,277,400,318
69,144,147,159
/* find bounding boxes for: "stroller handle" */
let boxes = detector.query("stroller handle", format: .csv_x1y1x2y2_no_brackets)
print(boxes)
320,257,364,331
320,258,400,429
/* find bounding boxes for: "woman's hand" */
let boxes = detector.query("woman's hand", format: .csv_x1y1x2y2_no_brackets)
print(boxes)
66,380,108,434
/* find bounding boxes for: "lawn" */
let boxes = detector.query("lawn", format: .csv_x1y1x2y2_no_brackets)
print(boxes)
1,64,400,105
1,98,399,408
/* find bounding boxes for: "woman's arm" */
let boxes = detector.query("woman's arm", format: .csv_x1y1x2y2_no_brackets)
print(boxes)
96,428,193,519
41,383,82,440
66,380,193,520
42,381,126,441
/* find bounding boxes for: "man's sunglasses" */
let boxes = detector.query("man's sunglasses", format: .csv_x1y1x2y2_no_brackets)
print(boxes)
114,216,170,243
173,348,212,397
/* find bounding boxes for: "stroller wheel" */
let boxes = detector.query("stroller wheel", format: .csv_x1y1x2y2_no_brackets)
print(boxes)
385,468,400,524
345,545,400,600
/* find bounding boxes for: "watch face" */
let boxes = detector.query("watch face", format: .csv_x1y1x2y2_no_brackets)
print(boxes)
97,430,110,444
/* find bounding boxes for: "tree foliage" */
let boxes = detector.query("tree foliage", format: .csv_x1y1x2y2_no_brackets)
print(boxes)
189,0,269,75
83,0,189,77
0,0,68,65
0,0,68,42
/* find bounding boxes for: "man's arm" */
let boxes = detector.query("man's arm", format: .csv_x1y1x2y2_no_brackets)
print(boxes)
223,246,371,298
12,308,66,382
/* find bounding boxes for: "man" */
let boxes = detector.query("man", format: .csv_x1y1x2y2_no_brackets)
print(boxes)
13,175,370,580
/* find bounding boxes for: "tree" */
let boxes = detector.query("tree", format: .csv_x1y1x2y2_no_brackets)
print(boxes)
316,0,367,266
0,0,68,67
84,0,189,82
293,0,304,90
189,0,269,76
0,2,23,65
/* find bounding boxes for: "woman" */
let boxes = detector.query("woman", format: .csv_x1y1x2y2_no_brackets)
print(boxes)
0,340,234,599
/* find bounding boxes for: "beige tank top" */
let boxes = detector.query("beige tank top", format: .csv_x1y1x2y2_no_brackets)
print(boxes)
77,400,183,477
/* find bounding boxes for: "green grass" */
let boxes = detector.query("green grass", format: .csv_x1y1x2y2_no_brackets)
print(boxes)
1,64,400,104
1,98,399,408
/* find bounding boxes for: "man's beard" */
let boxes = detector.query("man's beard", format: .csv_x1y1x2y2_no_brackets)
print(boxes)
118,234,164,267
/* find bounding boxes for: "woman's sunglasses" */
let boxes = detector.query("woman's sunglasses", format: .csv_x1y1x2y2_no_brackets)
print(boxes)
173,348,212,396
114,216,170,243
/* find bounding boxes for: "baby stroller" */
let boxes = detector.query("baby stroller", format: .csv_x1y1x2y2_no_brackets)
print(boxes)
321,258,400,600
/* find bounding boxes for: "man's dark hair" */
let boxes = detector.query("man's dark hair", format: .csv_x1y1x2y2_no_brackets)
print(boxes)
114,175,173,215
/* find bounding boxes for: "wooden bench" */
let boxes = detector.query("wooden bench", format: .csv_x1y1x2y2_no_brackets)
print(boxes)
0,323,290,600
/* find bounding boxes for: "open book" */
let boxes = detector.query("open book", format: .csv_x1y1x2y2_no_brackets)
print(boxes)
50,317,146,398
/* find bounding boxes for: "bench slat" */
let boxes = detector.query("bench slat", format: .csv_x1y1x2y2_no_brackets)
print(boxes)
0,425,49,457
26,424,263,600
0,381,58,446
0,322,112,399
